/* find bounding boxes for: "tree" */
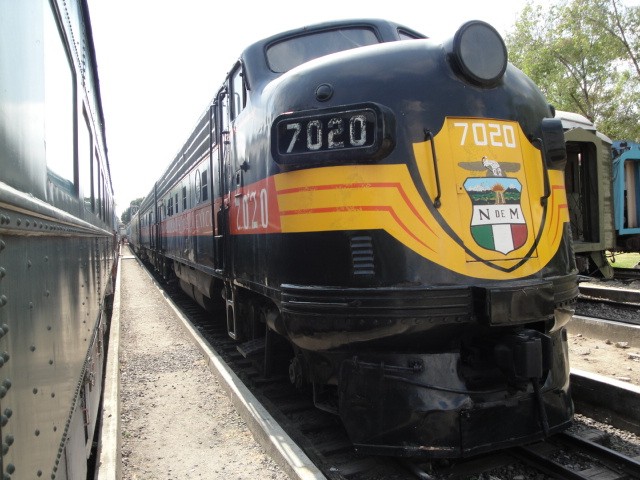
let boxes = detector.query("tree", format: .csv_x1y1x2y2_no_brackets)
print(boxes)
506,0,640,141
120,197,144,224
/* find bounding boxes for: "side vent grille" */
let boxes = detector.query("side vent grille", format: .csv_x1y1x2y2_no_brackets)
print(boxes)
350,236,375,276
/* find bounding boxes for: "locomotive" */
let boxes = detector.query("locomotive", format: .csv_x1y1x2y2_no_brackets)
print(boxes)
130,18,578,458
0,1,117,478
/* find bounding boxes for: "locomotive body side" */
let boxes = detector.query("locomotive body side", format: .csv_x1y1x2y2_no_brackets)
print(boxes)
132,19,577,458
0,1,116,478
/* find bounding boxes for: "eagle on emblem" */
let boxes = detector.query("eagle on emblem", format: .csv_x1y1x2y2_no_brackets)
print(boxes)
458,158,521,176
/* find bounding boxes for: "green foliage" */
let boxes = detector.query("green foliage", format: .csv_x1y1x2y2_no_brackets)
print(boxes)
506,0,640,141
609,251,640,267
120,197,144,224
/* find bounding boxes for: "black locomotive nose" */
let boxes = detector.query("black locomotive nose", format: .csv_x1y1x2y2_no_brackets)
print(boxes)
445,20,508,87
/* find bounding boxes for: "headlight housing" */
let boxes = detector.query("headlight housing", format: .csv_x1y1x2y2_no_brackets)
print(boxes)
447,20,508,86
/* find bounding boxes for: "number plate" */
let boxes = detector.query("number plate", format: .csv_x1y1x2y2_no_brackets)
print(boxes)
271,103,391,165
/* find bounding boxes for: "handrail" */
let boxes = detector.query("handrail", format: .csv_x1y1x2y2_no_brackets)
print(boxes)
424,129,442,208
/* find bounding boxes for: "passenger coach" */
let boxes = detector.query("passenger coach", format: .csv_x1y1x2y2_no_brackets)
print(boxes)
0,1,117,478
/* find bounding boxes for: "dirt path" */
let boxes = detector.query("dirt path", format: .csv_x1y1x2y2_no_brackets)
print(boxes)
569,331,640,385
118,255,290,479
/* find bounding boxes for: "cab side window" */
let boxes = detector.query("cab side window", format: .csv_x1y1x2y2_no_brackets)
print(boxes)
230,65,245,121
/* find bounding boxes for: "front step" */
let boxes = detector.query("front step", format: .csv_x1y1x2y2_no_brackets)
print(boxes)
237,338,266,358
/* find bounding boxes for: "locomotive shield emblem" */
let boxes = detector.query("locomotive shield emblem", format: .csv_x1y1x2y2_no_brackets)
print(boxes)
410,117,569,277
463,170,528,255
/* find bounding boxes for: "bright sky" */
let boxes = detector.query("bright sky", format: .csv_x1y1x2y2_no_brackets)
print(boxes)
87,0,530,217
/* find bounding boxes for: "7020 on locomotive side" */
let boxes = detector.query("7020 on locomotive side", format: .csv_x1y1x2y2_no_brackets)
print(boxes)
130,19,578,458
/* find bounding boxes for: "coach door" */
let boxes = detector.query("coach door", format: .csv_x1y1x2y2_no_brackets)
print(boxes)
157,201,164,251
218,74,245,339
214,87,230,273
151,183,158,250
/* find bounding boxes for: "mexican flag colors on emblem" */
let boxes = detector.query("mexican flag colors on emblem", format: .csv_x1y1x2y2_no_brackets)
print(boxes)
463,177,528,255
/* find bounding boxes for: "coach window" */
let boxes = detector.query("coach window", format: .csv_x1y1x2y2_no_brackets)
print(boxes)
182,186,187,210
44,2,75,190
195,170,202,203
101,175,107,220
91,149,100,214
97,171,102,219
230,65,245,120
209,106,217,144
96,168,102,218
106,191,112,223
201,169,209,201
103,177,107,220
220,89,229,133
79,111,93,210
175,193,179,213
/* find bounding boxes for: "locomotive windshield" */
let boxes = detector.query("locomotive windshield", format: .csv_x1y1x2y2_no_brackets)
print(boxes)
266,27,380,73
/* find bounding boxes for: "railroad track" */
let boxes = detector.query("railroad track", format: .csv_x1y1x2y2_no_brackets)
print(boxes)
514,431,640,479
614,267,640,282
399,430,640,479
136,256,640,479
577,273,640,325
578,283,640,309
